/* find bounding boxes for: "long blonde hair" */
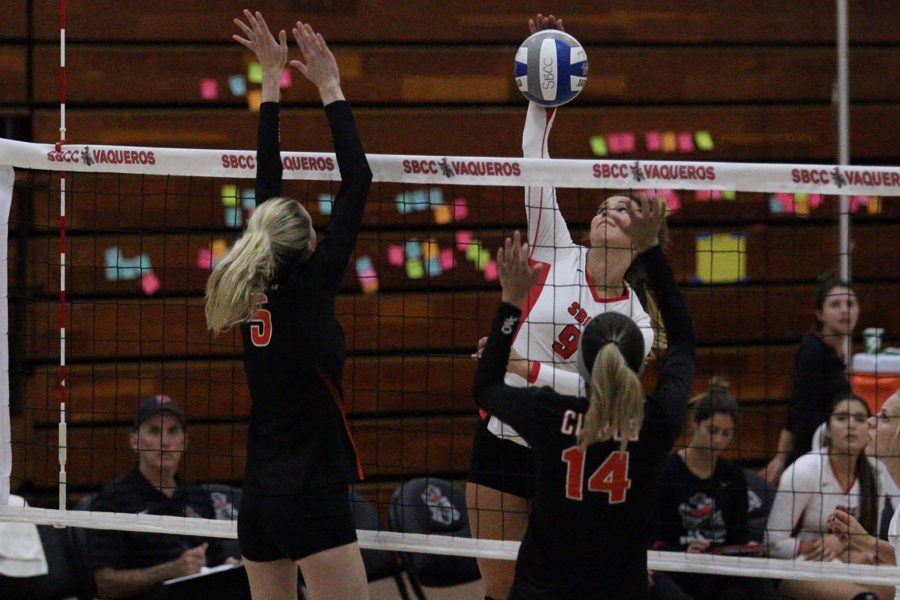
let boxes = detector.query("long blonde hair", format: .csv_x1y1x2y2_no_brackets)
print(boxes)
576,313,646,450
205,197,312,335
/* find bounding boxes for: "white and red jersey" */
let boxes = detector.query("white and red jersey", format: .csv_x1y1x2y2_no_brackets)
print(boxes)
766,450,877,558
889,507,900,600
487,103,654,446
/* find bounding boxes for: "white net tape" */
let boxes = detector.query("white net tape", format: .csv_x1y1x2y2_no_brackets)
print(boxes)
2,137,899,583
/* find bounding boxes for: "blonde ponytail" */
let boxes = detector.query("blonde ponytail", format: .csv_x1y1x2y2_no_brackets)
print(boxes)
205,197,312,335
577,342,645,450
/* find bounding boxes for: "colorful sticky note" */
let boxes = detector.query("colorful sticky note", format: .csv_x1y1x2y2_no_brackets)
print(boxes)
405,239,422,260
677,132,695,152
589,135,608,157
406,259,424,279
104,247,121,281
212,239,229,260
722,190,737,201
645,131,661,152
228,74,247,96
247,61,263,84
794,195,811,217
465,241,482,262
808,194,823,209
433,204,452,224
241,189,255,210
451,198,469,221
141,271,161,296
387,245,404,266
483,260,499,281
439,248,455,270
607,132,636,154
425,257,442,277
196,248,213,270
247,89,262,112
221,185,238,207
476,248,492,271
695,131,715,151
200,79,219,100
867,197,882,214
395,190,430,214
768,196,785,214
355,256,374,275
661,131,677,153
455,230,473,251
694,233,748,284
279,68,292,88
695,190,722,202
422,239,440,263
317,193,333,215
359,272,379,294
224,206,242,228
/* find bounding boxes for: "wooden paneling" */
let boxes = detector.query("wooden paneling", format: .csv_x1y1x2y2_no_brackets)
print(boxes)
1,0,28,40
0,46,27,103
30,45,900,105
32,105,900,162
23,283,900,362
26,223,900,296
31,1,900,43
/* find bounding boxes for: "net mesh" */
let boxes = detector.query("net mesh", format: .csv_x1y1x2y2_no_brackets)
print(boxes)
1,138,899,585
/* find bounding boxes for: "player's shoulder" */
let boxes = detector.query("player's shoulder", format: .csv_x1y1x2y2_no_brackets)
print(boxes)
782,452,825,487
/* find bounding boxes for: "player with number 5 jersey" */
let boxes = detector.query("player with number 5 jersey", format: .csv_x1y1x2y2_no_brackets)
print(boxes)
473,199,694,599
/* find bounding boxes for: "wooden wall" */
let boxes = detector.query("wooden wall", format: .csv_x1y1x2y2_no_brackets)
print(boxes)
3,1,899,514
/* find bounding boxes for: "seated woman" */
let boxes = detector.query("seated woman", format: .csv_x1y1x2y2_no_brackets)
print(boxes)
766,393,893,600
652,378,777,600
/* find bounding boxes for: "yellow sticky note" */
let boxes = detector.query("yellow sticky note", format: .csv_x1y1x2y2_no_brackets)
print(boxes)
695,131,715,151
433,204,452,225
212,239,229,260
661,131,677,153
794,195,810,217
589,135,608,157
221,185,238,207
406,259,424,279
867,197,882,214
422,239,440,262
695,233,747,284
722,190,736,201
247,61,263,84
247,89,262,112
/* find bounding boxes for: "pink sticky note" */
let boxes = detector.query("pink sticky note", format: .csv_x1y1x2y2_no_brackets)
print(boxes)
279,68,292,88
665,194,682,212
776,193,794,213
455,230,473,251
439,248,455,270
808,194,823,209
677,132,695,152
695,190,713,202
645,131,661,151
483,260,499,281
452,198,469,221
387,244,404,266
196,248,213,270
200,79,219,100
141,271,161,295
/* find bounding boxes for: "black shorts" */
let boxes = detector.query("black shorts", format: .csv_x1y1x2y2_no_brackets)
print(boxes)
467,418,535,500
237,483,357,562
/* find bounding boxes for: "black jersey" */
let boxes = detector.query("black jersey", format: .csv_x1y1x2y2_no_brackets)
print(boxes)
241,101,372,495
473,246,695,600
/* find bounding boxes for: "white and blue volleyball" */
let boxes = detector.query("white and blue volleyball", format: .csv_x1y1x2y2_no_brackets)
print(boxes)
515,30,588,107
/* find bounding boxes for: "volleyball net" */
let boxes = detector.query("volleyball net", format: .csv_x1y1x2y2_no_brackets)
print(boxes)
1,136,899,584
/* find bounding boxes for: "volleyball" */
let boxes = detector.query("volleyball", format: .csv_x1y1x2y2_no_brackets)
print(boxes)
515,30,588,107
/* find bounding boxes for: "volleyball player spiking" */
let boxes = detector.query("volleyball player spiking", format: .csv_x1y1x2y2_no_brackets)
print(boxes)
205,11,371,600
473,196,695,600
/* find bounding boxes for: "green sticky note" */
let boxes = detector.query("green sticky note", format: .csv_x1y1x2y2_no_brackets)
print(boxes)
466,241,482,262
247,62,263,84
695,131,715,151
589,135,608,157
695,233,747,284
722,190,736,201
221,185,238,207
476,248,491,270
406,259,424,279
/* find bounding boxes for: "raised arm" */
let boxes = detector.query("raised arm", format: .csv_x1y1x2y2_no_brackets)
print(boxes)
233,10,287,206
289,20,372,293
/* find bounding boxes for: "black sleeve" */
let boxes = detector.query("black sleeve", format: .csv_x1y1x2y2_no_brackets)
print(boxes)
255,102,283,206
727,465,750,545
787,339,836,463
472,302,544,446
314,101,373,294
641,246,696,446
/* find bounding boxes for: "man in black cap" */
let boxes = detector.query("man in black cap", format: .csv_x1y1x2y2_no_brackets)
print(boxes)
83,395,248,600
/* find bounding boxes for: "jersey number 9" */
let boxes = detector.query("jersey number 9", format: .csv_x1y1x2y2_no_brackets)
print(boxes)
250,307,273,347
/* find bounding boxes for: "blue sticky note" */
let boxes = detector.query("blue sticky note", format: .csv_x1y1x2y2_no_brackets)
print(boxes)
428,188,444,207
425,257,442,277
139,253,152,274
405,239,422,260
318,193,334,215
104,247,122,281
355,256,374,275
768,196,785,214
224,206,243,228
241,189,255,210
228,75,247,96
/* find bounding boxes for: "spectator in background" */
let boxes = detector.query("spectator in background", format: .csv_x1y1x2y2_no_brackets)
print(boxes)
84,395,247,600
652,378,777,600
763,278,859,484
766,393,893,600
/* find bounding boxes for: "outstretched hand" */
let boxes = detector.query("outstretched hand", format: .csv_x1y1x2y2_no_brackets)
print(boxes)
529,13,565,33
609,196,665,254
498,231,542,309
233,10,287,74
290,20,344,105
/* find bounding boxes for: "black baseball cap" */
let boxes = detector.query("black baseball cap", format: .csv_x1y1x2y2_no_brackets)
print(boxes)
133,395,186,430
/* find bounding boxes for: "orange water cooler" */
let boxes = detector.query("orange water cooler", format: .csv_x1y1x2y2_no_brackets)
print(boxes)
851,352,900,413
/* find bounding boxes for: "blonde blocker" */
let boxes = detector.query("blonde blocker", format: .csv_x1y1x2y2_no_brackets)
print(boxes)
205,197,312,335
577,342,645,450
